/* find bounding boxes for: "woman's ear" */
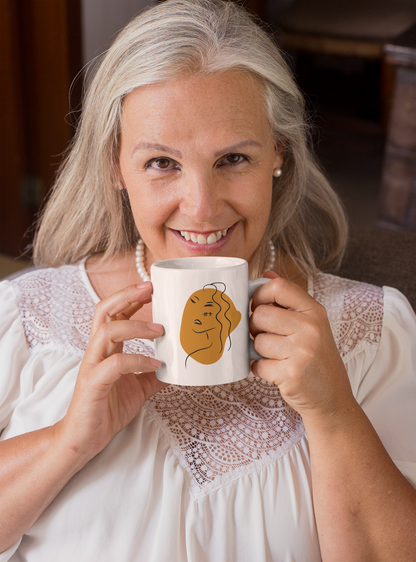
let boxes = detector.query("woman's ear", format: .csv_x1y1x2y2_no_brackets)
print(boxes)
273,143,284,171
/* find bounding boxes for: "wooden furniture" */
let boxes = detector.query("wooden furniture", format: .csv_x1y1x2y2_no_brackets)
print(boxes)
378,25,416,231
275,0,415,59
272,1,416,232
0,0,82,257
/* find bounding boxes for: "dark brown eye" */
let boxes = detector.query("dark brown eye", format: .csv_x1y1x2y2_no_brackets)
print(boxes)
226,154,241,164
156,158,171,169
144,157,179,171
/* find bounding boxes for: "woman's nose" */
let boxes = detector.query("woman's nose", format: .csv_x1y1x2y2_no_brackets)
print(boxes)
179,172,224,224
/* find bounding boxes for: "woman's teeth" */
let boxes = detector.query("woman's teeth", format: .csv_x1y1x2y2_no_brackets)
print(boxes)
179,229,228,245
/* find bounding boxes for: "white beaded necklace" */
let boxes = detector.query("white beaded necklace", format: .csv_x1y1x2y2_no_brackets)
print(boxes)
135,238,276,282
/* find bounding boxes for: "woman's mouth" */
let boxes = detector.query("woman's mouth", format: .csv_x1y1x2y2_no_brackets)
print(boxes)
179,228,229,245
172,223,236,251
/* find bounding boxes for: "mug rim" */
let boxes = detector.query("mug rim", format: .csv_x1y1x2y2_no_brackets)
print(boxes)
151,256,247,271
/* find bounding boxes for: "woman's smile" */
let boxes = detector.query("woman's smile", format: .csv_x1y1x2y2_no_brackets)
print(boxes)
169,222,238,254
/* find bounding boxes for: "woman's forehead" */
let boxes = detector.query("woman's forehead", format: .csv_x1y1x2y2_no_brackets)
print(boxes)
123,70,265,107
120,71,272,147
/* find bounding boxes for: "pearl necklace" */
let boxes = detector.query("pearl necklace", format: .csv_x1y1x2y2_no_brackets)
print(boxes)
135,238,276,282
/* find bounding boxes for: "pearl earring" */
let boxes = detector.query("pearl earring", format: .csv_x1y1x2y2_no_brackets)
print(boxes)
273,168,282,178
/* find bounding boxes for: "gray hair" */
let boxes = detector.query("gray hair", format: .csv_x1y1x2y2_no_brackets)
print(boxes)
34,0,347,278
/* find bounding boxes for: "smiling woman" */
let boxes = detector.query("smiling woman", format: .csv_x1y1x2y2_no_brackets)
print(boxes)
32,0,346,280
0,1,415,561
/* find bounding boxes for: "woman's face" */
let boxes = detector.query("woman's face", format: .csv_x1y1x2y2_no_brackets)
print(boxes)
119,70,283,266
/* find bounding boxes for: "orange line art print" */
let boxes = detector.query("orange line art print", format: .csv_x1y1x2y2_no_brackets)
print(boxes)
180,282,242,367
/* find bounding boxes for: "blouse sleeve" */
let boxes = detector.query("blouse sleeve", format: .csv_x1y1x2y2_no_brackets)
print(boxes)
347,287,416,487
0,280,30,433
0,281,29,559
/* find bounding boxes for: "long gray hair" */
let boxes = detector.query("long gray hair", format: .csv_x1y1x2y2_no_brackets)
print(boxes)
34,0,347,278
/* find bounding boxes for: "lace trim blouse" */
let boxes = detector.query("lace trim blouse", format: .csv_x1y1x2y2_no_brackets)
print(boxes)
0,264,415,562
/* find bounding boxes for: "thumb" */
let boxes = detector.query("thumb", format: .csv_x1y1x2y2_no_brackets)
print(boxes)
263,270,279,279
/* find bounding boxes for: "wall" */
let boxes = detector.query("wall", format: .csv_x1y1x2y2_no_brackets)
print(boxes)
81,0,156,65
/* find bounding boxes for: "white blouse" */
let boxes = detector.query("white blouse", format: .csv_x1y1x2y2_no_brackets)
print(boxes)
0,264,415,562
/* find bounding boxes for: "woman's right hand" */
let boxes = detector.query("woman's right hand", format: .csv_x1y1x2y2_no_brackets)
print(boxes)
56,282,166,460
0,282,166,551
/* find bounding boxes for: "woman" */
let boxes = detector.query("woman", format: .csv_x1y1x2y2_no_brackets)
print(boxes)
0,1,415,560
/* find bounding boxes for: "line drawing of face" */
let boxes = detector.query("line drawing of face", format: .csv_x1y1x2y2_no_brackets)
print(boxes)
180,282,241,367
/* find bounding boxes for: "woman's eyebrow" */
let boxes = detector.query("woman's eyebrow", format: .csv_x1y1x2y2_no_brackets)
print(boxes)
132,140,262,158
214,140,262,157
132,142,183,158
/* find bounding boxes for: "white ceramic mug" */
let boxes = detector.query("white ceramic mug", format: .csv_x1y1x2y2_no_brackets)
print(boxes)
150,256,270,386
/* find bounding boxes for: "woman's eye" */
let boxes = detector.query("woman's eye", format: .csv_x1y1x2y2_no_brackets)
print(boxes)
219,153,248,167
145,158,177,170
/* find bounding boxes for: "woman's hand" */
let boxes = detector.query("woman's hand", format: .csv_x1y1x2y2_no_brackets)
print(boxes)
250,272,354,425
0,282,167,551
56,282,167,460
250,273,416,562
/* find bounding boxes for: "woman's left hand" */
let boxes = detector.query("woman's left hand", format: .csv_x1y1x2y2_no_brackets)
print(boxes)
251,272,416,562
250,271,355,424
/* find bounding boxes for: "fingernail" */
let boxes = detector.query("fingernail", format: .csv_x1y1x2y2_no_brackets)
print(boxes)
148,322,163,332
137,282,152,289
150,357,163,368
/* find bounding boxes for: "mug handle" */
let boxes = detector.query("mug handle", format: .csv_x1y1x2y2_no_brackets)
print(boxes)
248,277,270,300
248,277,271,362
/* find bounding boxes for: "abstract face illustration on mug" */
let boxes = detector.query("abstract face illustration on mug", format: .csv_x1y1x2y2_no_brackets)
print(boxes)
180,282,241,366
151,256,269,386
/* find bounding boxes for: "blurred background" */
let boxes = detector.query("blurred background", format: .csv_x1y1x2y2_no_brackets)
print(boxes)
1,0,416,278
